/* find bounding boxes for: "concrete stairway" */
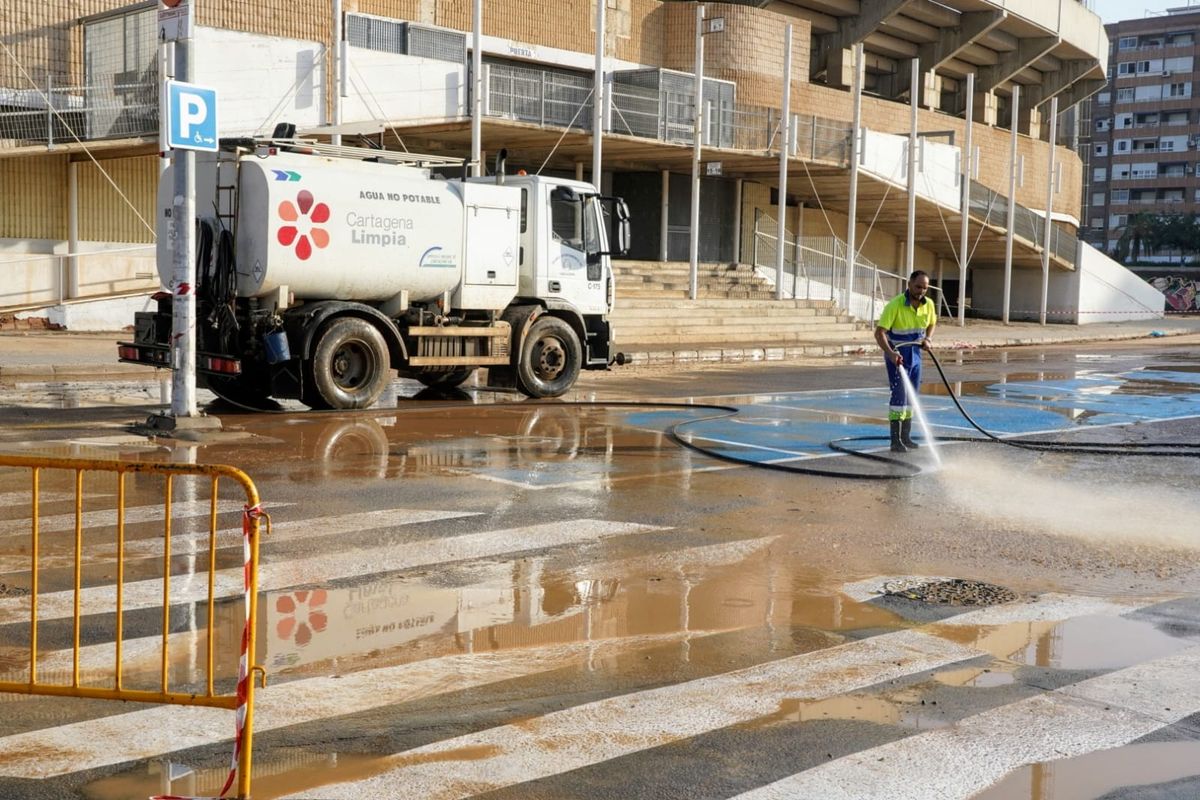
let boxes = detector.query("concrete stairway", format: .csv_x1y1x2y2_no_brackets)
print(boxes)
610,261,867,365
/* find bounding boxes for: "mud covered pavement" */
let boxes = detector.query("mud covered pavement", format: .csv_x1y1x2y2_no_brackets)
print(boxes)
0,340,1199,799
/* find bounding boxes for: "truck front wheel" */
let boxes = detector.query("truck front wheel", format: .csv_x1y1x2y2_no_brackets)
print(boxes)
306,317,391,410
516,316,581,398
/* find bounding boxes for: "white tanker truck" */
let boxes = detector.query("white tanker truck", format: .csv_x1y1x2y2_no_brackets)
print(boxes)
118,134,629,409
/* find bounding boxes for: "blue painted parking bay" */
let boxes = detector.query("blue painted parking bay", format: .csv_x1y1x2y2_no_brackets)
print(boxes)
463,368,1200,485
622,367,1200,466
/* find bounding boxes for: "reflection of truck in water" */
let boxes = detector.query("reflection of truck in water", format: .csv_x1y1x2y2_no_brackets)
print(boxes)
118,133,629,409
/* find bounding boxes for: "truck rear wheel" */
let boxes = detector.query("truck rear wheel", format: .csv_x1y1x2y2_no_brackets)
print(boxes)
306,317,391,410
516,316,581,398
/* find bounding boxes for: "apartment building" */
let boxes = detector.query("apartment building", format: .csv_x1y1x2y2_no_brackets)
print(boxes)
0,0,1163,325
1085,7,1200,260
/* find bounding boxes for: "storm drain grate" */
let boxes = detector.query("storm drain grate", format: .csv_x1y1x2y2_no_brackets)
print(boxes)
879,578,1017,606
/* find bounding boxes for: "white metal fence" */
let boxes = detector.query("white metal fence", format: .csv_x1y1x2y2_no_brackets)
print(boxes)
0,5,158,150
751,211,951,323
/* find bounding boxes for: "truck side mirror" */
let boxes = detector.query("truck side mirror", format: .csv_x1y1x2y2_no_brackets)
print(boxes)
615,199,630,257
596,197,630,257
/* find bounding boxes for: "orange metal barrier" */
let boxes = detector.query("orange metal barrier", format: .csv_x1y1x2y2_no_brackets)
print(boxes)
0,453,268,799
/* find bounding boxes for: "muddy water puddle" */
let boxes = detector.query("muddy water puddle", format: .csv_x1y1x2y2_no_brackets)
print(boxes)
930,613,1192,670
973,741,1200,800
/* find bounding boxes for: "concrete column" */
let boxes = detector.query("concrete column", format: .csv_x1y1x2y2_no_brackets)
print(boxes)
973,90,998,127
1018,104,1042,139
660,169,670,262
732,177,743,263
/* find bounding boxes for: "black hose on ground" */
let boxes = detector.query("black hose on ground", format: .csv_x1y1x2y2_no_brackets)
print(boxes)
822,344,1200,466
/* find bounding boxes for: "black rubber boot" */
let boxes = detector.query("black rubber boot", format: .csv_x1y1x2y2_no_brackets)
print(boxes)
889,420,908,453
900,418,919,449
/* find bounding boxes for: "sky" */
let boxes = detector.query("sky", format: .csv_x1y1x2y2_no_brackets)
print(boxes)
1091,0,1200,24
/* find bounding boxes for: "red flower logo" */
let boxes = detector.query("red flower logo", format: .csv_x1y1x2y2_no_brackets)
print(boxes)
277,190,330,260
275,589,328,647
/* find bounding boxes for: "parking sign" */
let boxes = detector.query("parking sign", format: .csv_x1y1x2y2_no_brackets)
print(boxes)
164,80,218,152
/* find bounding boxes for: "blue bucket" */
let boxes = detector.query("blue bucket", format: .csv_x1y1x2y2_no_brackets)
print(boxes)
263,330,291,364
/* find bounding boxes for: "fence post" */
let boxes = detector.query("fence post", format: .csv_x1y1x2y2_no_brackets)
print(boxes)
540,71,546,126
46,74,54,148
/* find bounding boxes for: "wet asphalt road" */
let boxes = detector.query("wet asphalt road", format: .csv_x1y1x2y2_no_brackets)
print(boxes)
0,341,1198,799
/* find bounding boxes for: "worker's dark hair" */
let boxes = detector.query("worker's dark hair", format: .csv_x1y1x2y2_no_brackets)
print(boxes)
909,270,929,281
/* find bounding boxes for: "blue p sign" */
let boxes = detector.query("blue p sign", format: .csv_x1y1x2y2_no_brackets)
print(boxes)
165,80,218,152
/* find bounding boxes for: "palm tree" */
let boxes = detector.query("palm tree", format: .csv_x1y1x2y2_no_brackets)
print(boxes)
1116,212,1162,264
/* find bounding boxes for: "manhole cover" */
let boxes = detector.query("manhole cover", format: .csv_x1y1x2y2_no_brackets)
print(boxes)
0,583,29,598
879,578,1017,606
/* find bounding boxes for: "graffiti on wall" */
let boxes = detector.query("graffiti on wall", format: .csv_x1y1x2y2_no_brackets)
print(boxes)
1150,276,1200,312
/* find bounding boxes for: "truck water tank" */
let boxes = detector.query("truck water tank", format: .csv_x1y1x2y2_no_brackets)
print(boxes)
236,155,467,302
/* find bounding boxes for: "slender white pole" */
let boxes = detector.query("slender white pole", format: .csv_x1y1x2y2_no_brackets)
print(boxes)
845,43,863,312
776,24,793,300
661,169,670,261
332,0,342,146
958,72,973,326
794,201,803,281
906,58,919,276
1040,95,1058,326
67,160,79,301
689,3,705,300
1003,85,1019,324
471,0,483,177
593,0,605,190
170,3,197,418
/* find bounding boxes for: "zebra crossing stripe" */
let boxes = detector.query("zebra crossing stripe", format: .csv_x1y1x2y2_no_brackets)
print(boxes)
0,507,480,572
0,587,1178,787
0,630,721,779
0,499,254,538
15,534,766,683
279,630,986,800
0,490,92,507
280,593,1174,800
730,644,1200,800
0,518,666,626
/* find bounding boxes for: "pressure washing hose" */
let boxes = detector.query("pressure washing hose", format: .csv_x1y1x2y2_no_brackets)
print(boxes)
915,346,1200,458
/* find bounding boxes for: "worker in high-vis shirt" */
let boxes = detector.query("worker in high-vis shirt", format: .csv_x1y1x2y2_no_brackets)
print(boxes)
874,270,937,453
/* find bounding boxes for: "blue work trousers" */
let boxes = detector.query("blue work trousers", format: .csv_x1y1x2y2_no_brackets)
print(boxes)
885,343,922,421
